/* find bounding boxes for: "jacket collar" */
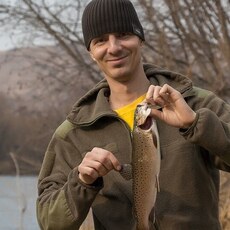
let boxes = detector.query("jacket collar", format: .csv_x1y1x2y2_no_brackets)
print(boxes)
67,85,114,126
67,64,195,125
144,63,193,94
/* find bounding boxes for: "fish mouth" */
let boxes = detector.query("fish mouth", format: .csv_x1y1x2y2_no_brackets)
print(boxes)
135,103,152,128
138,116,152,130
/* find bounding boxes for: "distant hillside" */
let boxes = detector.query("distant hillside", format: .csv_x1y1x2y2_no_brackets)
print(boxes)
0,46,94,175
0,46,92,114
0,47,48,97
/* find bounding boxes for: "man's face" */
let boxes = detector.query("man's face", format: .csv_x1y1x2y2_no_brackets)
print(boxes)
89,33,143,83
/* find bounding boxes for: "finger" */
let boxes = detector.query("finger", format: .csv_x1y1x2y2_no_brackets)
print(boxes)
92,147,121,171
150,107,164,120
153,86,167,107
146,85,155,100
78,162,100,184
78,156,109,184
146,85,164,106
104,151,122,171
159,84,181,103
79,164,100,179
86,159,110,176
159,85,170,103
145,85,156,105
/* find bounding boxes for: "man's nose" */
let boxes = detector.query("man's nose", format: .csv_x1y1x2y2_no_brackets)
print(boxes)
107,35,122,53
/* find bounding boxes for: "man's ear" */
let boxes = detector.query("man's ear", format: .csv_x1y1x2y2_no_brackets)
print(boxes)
140,39,144,47
90,52,96,61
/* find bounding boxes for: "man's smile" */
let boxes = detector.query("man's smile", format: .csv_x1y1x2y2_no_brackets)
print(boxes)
106,55,128,65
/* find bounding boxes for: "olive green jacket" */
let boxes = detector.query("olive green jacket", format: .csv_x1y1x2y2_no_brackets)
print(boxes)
37,64,230,230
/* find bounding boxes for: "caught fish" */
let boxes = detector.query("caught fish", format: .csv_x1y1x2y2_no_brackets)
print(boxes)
120,102,161,230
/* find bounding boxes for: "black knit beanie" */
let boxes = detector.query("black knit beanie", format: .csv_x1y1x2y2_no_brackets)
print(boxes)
82,0,145,50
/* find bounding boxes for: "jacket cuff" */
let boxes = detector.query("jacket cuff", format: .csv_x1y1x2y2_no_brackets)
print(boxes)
179,113,199,136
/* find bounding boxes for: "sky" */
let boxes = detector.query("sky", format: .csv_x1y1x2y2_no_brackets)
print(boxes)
0,20,56,51
0,0,71,51
0,0,229,52
0,0,19,51
0,32,17,51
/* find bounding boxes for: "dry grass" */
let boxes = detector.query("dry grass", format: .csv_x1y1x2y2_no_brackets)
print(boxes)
219,172,230,230
80,210,94,230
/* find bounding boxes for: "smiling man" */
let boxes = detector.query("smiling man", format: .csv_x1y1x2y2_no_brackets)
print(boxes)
90,33,143,83
36,0,230,229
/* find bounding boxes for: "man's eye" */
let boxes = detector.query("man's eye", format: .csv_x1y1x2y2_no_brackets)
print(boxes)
93,38,105,46
117,33,132,39
97,38,104,43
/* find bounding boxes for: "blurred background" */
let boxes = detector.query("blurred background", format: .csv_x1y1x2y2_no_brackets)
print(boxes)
0,0,229,229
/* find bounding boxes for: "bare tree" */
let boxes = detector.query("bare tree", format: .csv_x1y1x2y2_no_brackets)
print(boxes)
139,0,230,101
10,152,27,230
0,0,229,100
0,0,229,228
0,0,100,94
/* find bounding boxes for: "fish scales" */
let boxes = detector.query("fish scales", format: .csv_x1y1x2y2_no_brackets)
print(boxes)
118,102,161,229
132,103,161,230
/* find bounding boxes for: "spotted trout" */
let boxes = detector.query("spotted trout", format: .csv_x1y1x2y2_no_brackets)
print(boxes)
120,102,161,230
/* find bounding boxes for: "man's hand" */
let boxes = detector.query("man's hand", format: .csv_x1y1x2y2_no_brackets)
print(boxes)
78,147,121,185
145,84,196,129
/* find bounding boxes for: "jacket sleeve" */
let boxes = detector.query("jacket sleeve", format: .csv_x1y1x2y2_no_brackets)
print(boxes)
36,128,103,230
181,88,230,171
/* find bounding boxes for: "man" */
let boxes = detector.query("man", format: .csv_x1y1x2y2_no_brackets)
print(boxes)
36,0,230,229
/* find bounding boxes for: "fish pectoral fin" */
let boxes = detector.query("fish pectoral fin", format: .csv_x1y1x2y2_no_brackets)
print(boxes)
119,163,132,180
155,174,160,192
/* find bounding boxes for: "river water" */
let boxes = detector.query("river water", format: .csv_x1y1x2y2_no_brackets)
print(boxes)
0,176,39,230
0,175,94,230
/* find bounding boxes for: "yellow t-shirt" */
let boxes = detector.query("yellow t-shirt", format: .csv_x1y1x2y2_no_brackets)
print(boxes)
115,94,146,130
